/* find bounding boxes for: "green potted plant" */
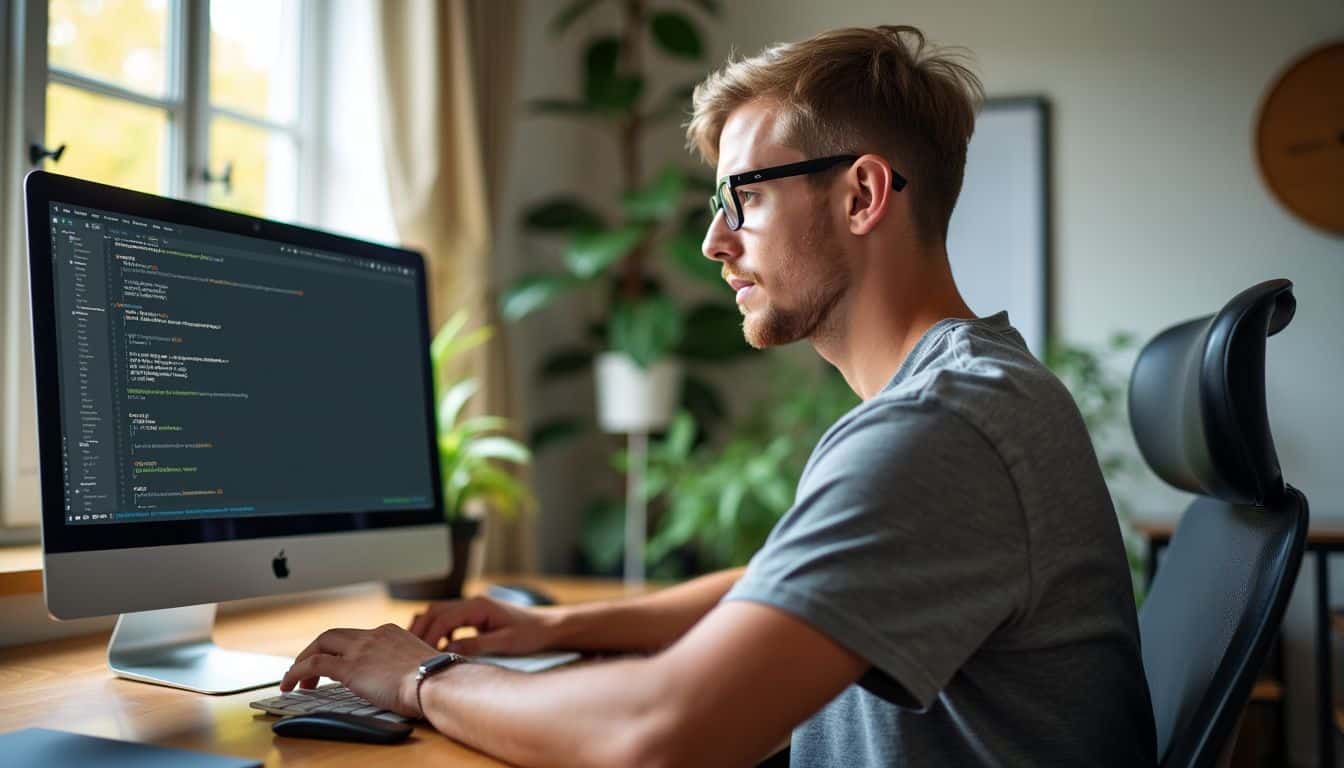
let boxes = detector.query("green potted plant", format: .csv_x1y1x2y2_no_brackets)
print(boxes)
501,0,749,448
581,357,859,577
388,311,534,600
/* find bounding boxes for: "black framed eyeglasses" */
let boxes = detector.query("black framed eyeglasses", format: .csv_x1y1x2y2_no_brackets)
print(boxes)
708,154,908,231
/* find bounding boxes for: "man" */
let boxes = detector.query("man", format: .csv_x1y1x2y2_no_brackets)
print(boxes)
281,25,1156,767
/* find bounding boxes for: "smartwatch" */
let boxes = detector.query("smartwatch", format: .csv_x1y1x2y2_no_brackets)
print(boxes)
415,651,467,717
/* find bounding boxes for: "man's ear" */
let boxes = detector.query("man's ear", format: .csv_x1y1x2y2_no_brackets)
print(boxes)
845,154,894,236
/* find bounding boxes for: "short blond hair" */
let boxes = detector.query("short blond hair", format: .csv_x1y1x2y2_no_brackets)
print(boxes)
687,25,984,244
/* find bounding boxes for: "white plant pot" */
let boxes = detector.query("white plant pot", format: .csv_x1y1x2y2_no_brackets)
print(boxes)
594,352,682,434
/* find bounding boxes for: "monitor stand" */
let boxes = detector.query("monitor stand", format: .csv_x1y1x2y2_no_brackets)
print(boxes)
107,603,294,694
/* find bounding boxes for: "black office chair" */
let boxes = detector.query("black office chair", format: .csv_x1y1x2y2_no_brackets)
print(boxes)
1130,278,1309,768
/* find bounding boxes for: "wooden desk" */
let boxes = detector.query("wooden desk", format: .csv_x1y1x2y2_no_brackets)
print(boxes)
0,576,651,766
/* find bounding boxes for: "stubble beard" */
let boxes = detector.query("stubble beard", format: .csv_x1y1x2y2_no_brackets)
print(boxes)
742,213,849,349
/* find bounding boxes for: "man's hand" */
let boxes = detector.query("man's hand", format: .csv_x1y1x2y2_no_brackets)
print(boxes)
408,595,556,655
280,624,439,718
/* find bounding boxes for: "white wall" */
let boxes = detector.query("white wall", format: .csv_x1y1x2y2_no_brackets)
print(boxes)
503,0,1342,763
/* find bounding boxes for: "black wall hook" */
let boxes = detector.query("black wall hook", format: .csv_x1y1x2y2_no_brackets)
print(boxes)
30,142,67,165
202,162,234,194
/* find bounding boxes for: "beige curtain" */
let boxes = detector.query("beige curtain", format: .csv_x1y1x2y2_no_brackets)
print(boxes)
374,0,534,573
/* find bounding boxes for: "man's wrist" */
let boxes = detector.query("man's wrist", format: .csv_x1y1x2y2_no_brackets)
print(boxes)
538,604,581,648
418,659,487,732
400,668,425,718
411,652,468,718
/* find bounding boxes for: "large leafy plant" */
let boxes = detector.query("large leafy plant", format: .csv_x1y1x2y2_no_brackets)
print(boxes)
499,0,750,453
581,357,860,577
431,311,534,521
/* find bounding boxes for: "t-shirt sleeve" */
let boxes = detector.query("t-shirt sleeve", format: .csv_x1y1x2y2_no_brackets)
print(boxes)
722,399,1029,710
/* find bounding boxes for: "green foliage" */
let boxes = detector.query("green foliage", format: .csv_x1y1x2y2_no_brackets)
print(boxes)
529,419,584,453
579,498,628,573
584,36,645,112
650,12,704,58
678,373,727,429
581,358,861,576
622,167,688,223
676,302,751,361
503,0,736,459
431,311,534,521
564,225,646,279
539,346,596,380
500,274,582,321
1046,331,1137,438
502,0,715,346
610,295,685,368
522,197,605,233
666,229,720,286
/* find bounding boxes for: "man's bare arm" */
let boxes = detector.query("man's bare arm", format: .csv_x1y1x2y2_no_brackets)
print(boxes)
410,567,745,656
420,600,865,768
543,566,745,653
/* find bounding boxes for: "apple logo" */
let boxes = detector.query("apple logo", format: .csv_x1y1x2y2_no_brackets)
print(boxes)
272,550,290,579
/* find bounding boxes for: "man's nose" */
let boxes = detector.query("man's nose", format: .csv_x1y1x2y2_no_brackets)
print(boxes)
702,211,741,265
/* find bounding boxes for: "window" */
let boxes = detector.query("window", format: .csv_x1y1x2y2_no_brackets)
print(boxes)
1,0,363,535
207,0,305,219
41,0,312,219
44,0,174,197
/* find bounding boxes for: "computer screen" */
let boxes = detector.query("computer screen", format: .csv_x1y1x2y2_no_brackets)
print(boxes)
46,200,434,527
28,173,449,661
27,171,447,594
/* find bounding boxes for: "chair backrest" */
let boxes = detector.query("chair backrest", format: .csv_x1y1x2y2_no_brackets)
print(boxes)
1129,278,1308,768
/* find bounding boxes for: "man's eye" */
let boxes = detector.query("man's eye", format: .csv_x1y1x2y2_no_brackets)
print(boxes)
739,190,758,204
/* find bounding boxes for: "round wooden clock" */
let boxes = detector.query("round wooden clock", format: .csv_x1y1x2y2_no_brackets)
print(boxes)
1254,40,1344,235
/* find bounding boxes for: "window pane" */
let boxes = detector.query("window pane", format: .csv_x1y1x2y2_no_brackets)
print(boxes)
210,0,301,123
48,0,171,97
46,82,168,195
208,116,297,221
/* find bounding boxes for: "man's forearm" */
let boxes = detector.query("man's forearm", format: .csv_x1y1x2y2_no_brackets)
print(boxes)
540,566,745,654
421,656,666,768
417,599,847,768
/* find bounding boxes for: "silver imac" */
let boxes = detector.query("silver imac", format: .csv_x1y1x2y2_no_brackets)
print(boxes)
24,171,449,694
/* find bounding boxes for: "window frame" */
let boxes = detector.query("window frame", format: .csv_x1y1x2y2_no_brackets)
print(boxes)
1,0,325,535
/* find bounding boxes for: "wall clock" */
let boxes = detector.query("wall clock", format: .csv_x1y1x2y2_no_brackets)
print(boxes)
1255,41,1344,235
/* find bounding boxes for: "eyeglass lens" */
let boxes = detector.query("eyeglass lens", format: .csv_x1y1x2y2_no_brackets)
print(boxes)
716,179,741,230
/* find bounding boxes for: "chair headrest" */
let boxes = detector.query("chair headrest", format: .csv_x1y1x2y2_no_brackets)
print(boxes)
1128,279,1295,505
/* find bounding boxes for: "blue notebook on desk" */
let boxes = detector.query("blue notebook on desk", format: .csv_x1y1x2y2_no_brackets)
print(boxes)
0,728,262,768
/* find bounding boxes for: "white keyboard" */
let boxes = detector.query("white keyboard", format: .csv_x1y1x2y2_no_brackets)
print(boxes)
250,651,581,720
251,683,410,721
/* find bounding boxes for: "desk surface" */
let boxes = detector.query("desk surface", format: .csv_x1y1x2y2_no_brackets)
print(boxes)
0,576,651,767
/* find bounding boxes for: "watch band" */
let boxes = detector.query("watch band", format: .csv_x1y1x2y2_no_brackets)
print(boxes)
415,651,467,718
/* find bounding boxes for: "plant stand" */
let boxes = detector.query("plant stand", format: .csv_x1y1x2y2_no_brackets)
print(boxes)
594,353,682,588
624,431,648,587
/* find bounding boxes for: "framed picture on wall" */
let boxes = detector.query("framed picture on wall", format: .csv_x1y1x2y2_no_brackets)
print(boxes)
946,96,1051,358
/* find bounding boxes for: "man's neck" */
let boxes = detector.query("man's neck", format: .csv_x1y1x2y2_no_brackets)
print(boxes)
811,244,975,401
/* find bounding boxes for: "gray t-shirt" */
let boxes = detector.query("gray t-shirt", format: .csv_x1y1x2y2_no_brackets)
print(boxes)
724,311,1156,767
